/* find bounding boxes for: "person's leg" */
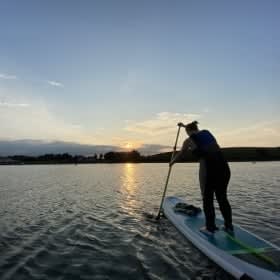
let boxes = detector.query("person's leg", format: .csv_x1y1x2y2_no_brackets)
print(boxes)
203,185,217,231
215,166,233,230
200,160,217,232
199,159,206,195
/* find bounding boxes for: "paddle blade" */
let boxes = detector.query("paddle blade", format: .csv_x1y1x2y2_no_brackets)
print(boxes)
155,211,165,220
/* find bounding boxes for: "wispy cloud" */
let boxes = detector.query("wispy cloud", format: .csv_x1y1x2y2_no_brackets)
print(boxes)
217,121,280,147
138,144,171,155
0,74,65,89
0,99,98,144
125,112,201,135
47,80,64,87
0,73,17,80
0,101,29,108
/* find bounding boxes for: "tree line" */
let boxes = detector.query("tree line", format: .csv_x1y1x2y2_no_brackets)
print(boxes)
5,150,142,164
1,147,280,165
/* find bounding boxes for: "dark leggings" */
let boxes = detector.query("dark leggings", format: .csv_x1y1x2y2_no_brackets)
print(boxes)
202,163,232,231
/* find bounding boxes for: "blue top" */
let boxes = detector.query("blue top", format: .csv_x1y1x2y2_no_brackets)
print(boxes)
190,130,217,150
189,130,221,159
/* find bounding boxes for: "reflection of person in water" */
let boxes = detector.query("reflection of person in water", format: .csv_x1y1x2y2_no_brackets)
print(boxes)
170,121,233,235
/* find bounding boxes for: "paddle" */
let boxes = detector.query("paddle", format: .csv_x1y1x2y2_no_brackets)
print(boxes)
156,123,182,220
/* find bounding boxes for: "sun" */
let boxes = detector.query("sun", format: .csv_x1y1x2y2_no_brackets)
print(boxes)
121,141,142,150
125,143,133,149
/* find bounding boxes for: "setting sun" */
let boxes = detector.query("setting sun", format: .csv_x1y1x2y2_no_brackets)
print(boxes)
121,141,142,151
125,143,132,149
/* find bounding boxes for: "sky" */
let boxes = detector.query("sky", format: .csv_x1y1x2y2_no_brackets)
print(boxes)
0,0,279,155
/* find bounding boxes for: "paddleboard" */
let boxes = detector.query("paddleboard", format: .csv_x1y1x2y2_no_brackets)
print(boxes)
163,196,280,280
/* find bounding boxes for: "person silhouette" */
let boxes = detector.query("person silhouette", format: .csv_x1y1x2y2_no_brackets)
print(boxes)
170,121,233,235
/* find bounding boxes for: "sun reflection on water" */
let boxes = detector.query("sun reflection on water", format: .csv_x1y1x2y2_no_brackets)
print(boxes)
122,163,136,193
119,163,140,215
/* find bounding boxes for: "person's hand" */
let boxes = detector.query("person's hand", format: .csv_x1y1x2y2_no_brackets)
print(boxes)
177,122,185,127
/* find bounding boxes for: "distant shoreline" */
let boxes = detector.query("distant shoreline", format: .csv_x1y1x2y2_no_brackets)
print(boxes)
1,161,280,166
0,147,279,165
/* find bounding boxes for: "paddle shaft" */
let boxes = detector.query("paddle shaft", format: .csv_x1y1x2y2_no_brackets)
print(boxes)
156,125,181,219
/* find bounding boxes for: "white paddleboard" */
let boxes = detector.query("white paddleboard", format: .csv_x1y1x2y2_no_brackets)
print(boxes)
163,196,280,280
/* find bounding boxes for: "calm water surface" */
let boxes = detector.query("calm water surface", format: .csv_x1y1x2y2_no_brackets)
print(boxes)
0,162,279,279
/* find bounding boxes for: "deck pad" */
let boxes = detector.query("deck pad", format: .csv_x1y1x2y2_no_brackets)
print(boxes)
183,214,279,271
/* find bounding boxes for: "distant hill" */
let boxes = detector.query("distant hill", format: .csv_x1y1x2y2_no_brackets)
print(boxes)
145,147,280,162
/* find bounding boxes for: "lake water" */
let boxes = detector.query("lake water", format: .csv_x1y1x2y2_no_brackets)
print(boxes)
0,162,279,280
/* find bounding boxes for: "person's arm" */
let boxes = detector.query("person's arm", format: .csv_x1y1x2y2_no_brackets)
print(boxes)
169,138,191,166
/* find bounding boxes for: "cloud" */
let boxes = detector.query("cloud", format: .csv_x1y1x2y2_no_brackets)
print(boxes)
47,80,64,87
0,100,98,144
125,112,201,135
108,135,171,154
0,101,29,108
137,144,171,155
0,73,17,80
0,140,171,156
0,74,65,88
217,120,280,147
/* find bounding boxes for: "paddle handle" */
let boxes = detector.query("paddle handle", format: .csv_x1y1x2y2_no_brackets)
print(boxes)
156,125,181,219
